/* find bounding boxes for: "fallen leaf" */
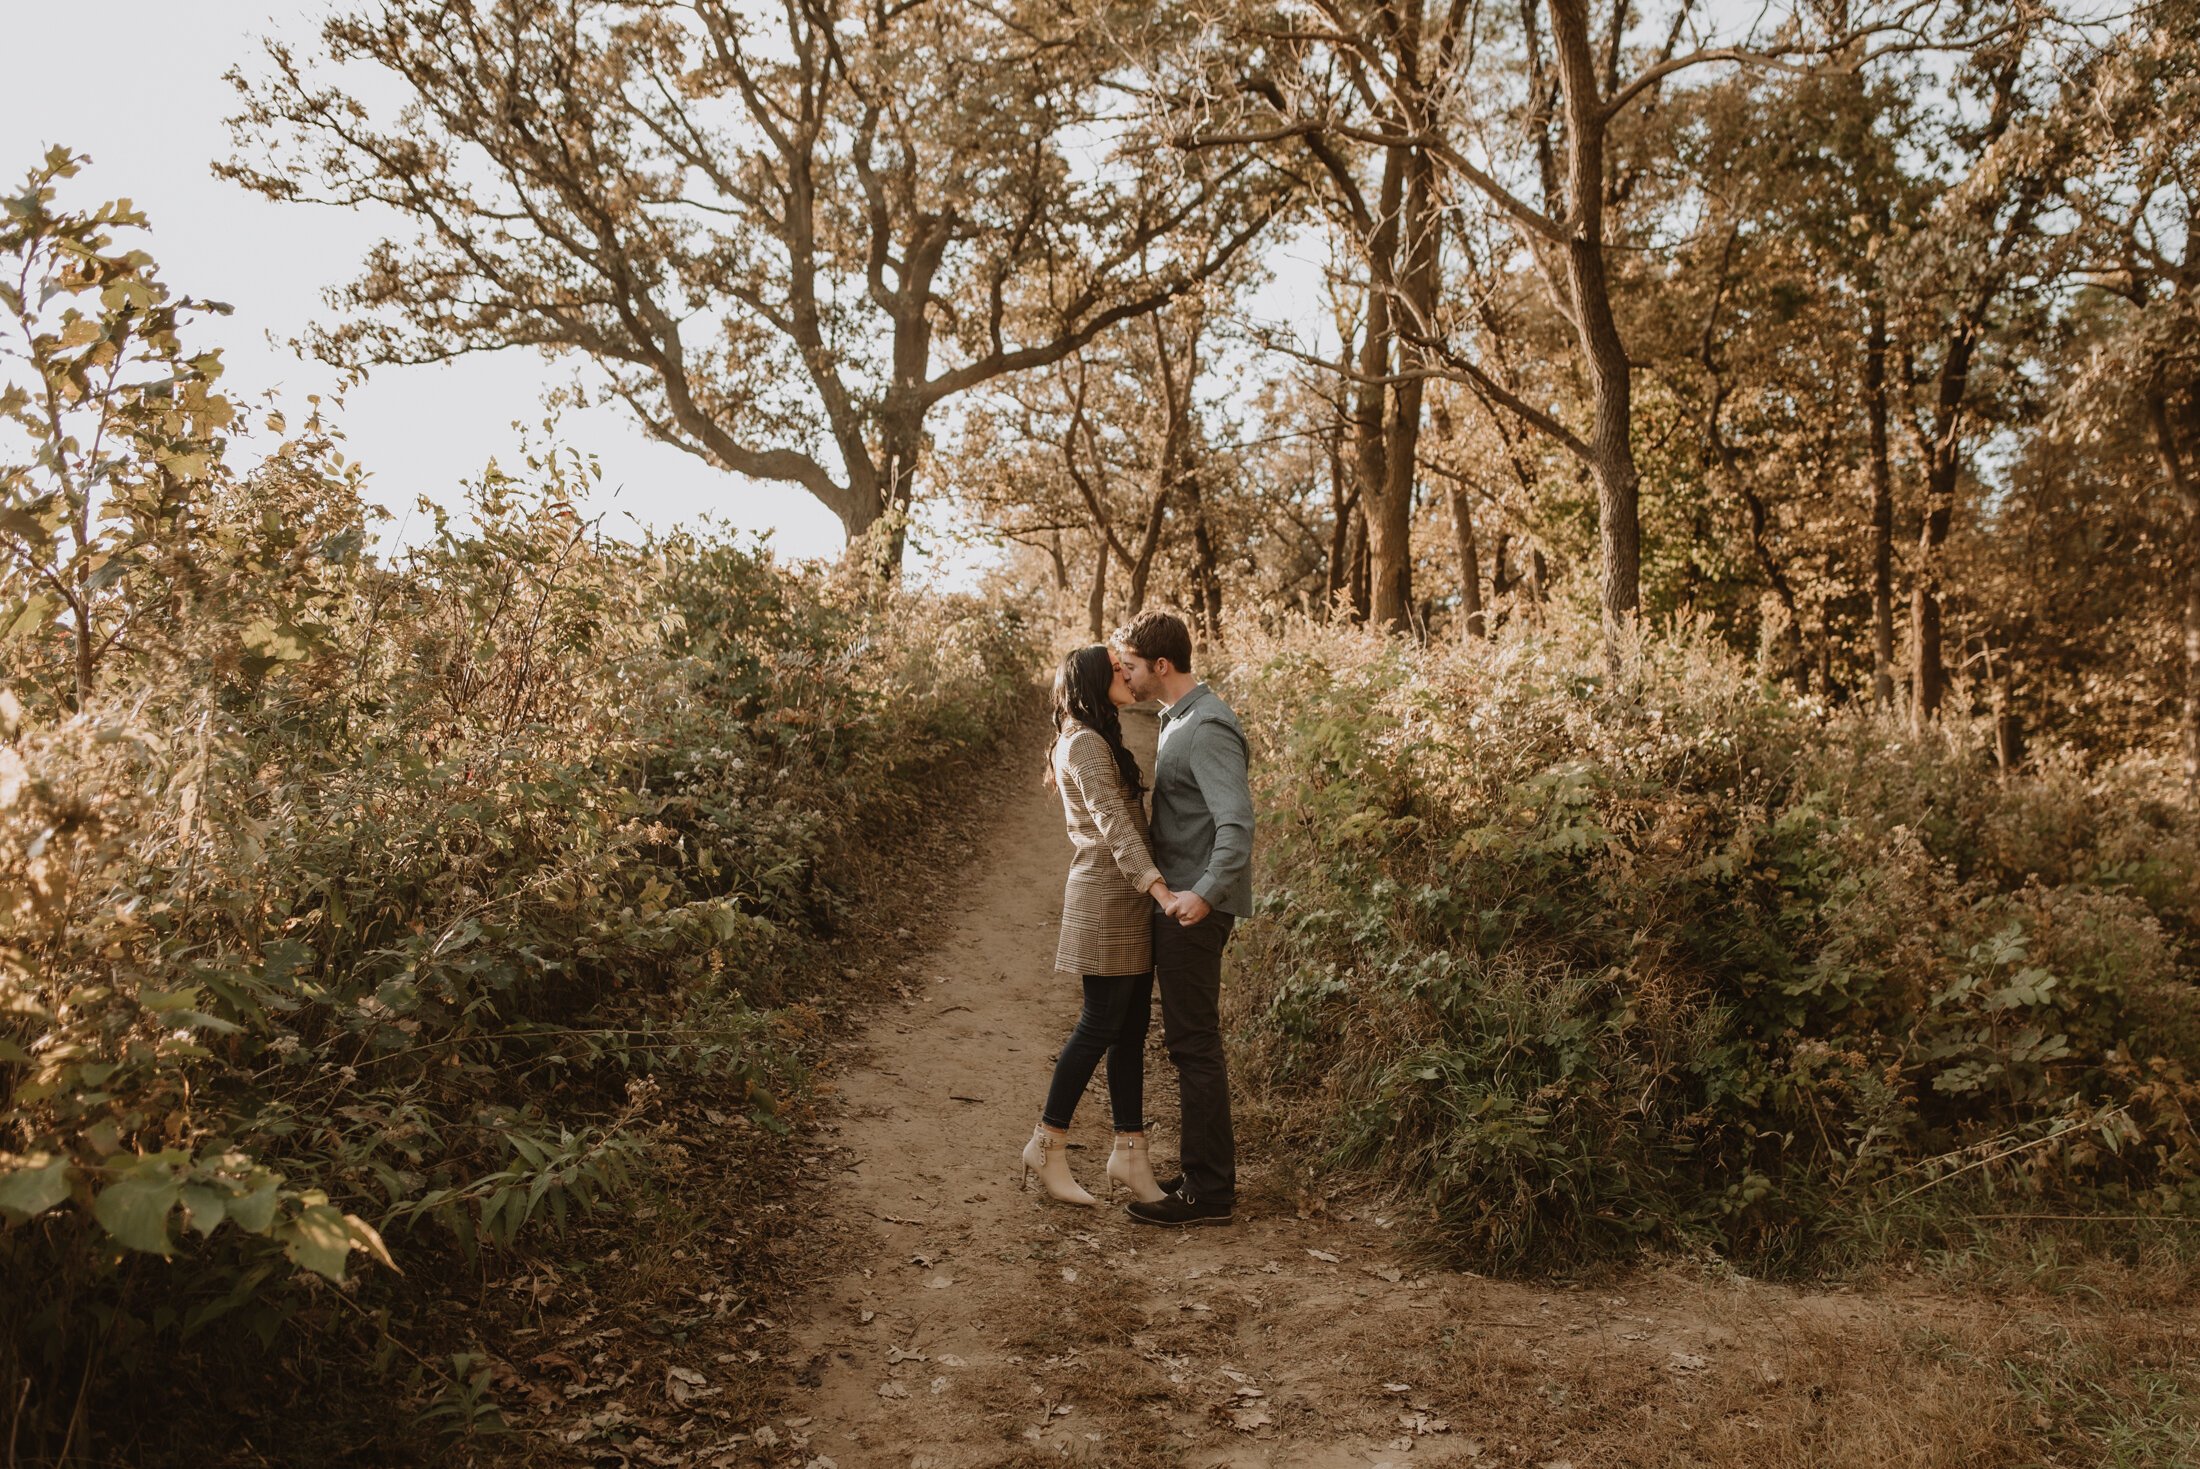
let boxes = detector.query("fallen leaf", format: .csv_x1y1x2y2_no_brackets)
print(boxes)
1224,1406,1273,1432
1669,1352,1709,1373
1306,1248,1341,1263
531,1350,587,1385
925,1275,954,1290
931,1376,949,1395
1060,1267,1078,1283
877,1381,910,1399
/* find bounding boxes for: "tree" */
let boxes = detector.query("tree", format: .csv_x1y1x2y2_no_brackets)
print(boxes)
949,280,1246,639
1188,1,1950,658
1887,22,2070,728
224,0,1280,572
1,149,236,708
1168,0,1464,632
2055,0,2200,795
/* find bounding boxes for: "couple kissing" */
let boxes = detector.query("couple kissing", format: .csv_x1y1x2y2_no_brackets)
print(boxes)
1022,611,1253,1228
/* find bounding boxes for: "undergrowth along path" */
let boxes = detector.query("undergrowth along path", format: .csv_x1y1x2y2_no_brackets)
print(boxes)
770,765,2200,1469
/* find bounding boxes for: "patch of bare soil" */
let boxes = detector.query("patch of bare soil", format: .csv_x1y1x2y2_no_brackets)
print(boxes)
639,769,2200,1469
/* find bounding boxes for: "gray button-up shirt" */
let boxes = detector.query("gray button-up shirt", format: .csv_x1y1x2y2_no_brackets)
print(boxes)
1150,682,1255,917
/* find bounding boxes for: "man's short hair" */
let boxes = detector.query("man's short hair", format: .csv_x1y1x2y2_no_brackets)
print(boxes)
1112,610,1193,673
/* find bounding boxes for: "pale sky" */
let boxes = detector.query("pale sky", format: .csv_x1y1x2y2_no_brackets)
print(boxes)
0,2,854,564
0,3,1345,582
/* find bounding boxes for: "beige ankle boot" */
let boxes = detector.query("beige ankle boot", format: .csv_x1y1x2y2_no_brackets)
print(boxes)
1021,1126,1097,1206
1106,1132,1167,1203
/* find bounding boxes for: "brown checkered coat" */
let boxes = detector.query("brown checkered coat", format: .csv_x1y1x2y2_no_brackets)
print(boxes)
1051,723,1162,977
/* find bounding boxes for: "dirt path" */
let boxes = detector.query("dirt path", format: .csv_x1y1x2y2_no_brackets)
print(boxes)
764,770,2196,1469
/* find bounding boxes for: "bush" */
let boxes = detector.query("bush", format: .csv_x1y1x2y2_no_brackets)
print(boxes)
0,449,1036,1447
0,172,1039,1456
1219,612,2200,1272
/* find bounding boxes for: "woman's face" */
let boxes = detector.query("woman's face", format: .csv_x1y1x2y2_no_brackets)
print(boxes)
1105,653,1135,708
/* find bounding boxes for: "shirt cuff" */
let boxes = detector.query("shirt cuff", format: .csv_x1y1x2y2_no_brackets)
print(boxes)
1132,866,1163,896
1192,874,1225,907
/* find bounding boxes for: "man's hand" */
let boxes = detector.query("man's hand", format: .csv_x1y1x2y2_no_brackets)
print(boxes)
1167,890,1212,927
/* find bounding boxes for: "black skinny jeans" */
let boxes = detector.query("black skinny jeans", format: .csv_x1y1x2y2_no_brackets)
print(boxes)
1040,971,1153,1133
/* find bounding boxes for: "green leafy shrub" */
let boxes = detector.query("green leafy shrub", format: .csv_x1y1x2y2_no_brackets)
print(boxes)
0,156,1038,1454
1221,613,2200,1272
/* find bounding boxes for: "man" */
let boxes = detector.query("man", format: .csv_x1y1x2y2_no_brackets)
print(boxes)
1109,611,1253,1226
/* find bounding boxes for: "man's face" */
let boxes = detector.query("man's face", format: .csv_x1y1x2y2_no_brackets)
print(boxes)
1113,646,1164,702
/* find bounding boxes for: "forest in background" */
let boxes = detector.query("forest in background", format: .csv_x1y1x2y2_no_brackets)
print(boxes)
5,0,2200,1463
209,0,2200,782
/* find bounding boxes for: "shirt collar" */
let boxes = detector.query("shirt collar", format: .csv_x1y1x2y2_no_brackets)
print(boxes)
1160,682,1212,725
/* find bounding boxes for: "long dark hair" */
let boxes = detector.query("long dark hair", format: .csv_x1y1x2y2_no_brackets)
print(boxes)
1052,645,1143,801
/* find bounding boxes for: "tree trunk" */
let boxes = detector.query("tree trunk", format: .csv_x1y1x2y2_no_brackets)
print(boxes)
1086,533,1110,641
1909,324,1978,732
1548,0,1641,650
1325,432,1354,620
1865,289,1897,708
1348,502,1372,622
2149,386,2200,801
1448,484,1485,640
852,408,924,577
1185,472,1224,640
70,600,93,709
1351,144,1407,627
1367,10,1439,633
1047,529,1070,592
1124,490,1169,618
1909,476,1952,732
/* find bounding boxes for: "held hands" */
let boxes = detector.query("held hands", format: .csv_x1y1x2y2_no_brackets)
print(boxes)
1144,879,1210,925
1163,889,1211,927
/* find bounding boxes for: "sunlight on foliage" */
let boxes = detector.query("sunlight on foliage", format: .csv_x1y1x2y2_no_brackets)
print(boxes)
1221,612,2200,1272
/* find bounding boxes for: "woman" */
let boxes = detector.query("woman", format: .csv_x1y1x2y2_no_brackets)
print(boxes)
1022,645,1173,1206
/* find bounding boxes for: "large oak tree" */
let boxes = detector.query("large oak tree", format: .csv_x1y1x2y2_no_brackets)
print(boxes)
224,0,1282,569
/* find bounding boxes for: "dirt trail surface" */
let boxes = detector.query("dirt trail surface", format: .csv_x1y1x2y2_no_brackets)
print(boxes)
761,772,2195,1469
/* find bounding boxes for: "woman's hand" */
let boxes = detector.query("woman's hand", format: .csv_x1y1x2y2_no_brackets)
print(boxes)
1041,758,1058,793
1147,878,1174,906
